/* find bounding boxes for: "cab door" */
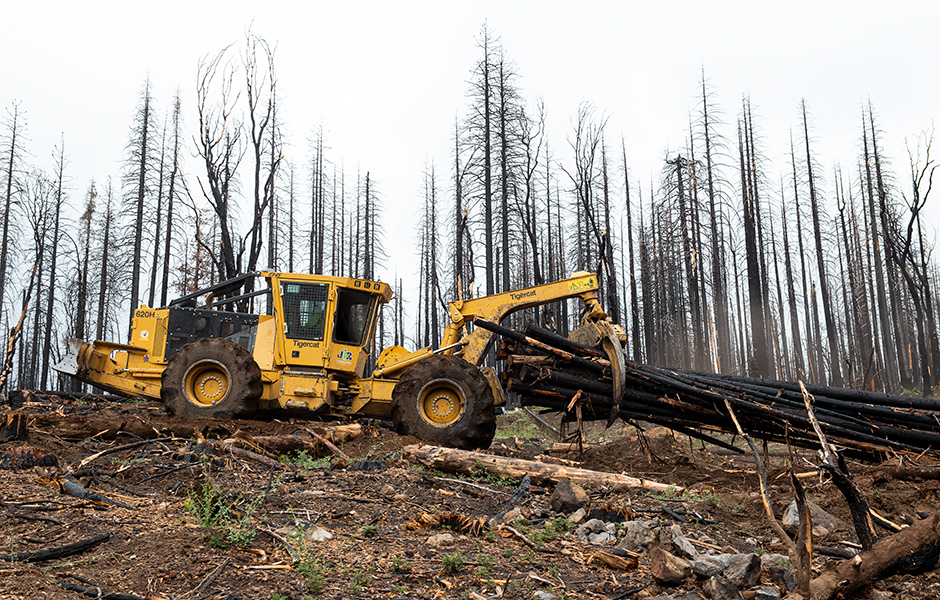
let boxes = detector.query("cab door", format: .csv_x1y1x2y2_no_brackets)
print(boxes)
279,280,331,368
328,288,379,377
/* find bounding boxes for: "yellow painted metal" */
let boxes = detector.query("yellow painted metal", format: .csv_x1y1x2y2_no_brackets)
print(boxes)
418,380,464,426
272,371,331,412
59,270,615,426
183,360,231,407
437,271,603,366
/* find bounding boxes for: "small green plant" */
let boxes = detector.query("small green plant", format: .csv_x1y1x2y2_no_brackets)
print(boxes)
360,524,379,538
281,450,331,470
474,552,495,576
442,551,466,573
295,555,326,594
391,557,412,573
495,410,542,439
476,552,495,568
185,472,274,548
392,583,407,593
271,594,288,600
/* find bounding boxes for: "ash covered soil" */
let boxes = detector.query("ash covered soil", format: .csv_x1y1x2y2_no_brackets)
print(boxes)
2,396,940,600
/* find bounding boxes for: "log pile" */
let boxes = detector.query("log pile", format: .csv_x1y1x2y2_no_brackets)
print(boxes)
481,319,940,459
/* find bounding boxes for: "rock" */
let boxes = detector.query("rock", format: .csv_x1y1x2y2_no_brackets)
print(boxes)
664,524,697,559
502,506,531,522
675,592,708,600
723,553,761,588
588,531,616,544
704,575,739,600
426,532,459,546
619,520,657,552
760,554,797,592
551,478,589,513
378,483,396,496
650,544,693,585
754,586,780,600
273,524,333,543
348,459,387,472
782,500,850,539
533,592,557,600
303,525,333,542
568,507,587,524
575,518,606,541
692,555,727,578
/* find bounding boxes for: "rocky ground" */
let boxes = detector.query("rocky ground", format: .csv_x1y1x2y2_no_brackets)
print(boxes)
2,394,940,600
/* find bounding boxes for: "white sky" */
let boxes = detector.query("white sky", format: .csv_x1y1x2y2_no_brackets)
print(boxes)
3,1,939,310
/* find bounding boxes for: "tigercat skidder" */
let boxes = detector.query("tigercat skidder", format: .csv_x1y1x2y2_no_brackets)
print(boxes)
55,271,625,449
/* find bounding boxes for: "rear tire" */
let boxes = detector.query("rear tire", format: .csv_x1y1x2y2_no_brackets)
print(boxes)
391,355,496,450
161,338,262,419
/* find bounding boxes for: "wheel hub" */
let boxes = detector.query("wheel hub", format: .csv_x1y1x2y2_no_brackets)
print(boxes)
183,361,231,407
419,382,464,427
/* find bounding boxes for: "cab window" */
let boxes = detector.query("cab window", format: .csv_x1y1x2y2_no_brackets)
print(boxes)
282,282,329,340
333,289,375,346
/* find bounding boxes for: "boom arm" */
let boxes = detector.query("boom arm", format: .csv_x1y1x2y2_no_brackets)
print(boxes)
440,271,606,365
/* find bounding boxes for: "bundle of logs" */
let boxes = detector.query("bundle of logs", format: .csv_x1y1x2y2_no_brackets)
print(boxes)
476,319,940,460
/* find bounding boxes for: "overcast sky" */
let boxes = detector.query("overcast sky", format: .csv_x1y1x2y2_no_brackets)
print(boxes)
3,1,939,301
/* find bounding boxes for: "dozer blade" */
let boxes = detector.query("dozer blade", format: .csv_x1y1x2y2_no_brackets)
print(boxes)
53,338,85,376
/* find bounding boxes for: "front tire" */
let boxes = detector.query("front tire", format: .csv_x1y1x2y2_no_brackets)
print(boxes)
161,338,262,419
391,355,496,449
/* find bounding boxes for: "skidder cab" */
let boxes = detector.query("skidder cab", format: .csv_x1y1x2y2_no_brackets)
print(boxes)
56,270,623,449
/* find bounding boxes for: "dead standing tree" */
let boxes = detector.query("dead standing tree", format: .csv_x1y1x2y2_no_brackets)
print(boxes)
563,104,620,323
194,32,281,300
882,129,939,396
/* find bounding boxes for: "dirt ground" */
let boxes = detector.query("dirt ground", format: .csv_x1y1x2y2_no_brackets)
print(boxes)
2,395,940,600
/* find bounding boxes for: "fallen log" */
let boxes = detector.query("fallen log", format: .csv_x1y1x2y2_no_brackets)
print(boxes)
401,444,679,492
0,532,110,563
546,442,601,454
56,578,145,600
795,512,940,600
874,465,940,482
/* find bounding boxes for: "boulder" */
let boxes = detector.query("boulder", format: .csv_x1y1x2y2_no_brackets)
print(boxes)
704,575,739,600
754,586,781,600
782,500,851,539
574,518,606,542
650,544,693,585
692,555,727,578
618,520,657,552
723,553,761,588
568,507,588,524
662,524,698,559
550,478,589,513
426,532,460,546
760,554,798,592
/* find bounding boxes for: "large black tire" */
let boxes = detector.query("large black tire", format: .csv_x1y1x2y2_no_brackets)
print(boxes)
391,355,496,450
161,338,262,419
